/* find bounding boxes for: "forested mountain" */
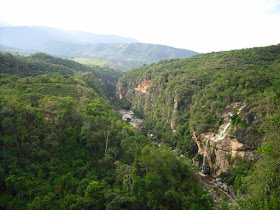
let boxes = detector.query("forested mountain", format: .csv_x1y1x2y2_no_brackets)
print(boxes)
0,52,212,209
41,42,199,71
0,26,199,71
0,52,123,100
1,44,280,209
0,44,38,56
117,44,280,209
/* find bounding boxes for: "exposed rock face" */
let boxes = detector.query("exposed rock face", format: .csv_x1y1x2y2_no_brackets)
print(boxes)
118,79,152,99
135,79,152,94
119,86,128,99
193,102,256,175
118,79,180,132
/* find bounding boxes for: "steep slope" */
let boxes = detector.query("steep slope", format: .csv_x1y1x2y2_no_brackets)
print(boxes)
0,51,212,209
117,44,280,165
117,44,280,208
0,52,123,100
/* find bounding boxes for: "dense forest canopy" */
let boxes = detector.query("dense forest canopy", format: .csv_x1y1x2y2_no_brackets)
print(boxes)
0,52,212,209
117,44,280,209
0,52,123,101
118,44,280,143
1,44,280,209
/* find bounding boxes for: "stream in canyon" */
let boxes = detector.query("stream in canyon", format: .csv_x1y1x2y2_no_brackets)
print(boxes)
218,117,232,140
119,109,144,126
120,109,237,206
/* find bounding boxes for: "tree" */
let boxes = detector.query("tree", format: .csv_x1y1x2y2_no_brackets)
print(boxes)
241,94,280,209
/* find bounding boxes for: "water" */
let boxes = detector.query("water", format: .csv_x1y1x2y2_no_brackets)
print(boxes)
218,119,232,139
217,104,244,140
119,109,144,126
202,113,232,172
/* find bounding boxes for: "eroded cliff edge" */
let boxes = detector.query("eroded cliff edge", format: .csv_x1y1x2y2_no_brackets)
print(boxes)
116,45,280,175
192,102,260,175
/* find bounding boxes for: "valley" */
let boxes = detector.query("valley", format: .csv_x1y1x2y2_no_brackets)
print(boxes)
119,109,144,127
117,44,280,208
0,43,280,209
0,26,199,71
119,108,237,205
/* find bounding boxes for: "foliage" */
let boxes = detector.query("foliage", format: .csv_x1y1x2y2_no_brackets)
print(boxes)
0,53,211,209
2,43,280,209
0,71,129,208
117,44,280,155
219,163,251,193
237,93,280,209
0,52,123,101
113,145,213,209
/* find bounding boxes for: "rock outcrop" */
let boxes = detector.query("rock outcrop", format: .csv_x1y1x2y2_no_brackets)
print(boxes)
135,79,152,94
119,86,128,99
193,102,256,175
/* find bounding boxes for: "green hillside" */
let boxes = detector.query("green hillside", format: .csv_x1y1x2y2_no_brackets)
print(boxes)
0,52,212,209
118,44,280,140
1,44,280,209
117,44,280,208
0,52,123,101
42,42,199,71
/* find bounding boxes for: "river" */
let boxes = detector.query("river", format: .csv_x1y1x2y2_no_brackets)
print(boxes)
119,109,237,206
119,109,144,126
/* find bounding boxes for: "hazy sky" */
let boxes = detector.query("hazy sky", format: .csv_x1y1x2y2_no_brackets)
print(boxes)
0,0,280,52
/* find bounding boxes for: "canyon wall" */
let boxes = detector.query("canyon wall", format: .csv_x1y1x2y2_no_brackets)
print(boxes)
193,103,257,175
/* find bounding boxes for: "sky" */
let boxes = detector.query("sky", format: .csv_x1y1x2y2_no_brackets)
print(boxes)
0,0,280,53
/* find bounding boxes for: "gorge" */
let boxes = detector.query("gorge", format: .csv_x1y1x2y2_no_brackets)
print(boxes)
116,44,280,208
1,44,280,209
119,109,144,127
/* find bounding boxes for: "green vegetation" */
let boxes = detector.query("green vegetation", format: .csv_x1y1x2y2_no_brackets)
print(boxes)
0,44,38,56
0,52,123,101
117,44,280,208
118,44,280,154
218,93,280,209
1,43,280,209
73,58,108,67
0,52,212,209
236,93,280,209
35,42,198,71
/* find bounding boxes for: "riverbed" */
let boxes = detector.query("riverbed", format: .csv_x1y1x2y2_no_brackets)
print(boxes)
119,109,144,126
120,109,236,206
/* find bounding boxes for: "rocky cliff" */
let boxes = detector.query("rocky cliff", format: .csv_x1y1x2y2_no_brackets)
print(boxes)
135,79,152,94
118,77,266,174
117,45,280,172
192,102,265,175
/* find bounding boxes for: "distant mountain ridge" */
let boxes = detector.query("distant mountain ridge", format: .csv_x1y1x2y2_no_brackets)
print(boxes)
0,26,199,70
34,42,199,70
0,44,39,55
0,26,139,48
